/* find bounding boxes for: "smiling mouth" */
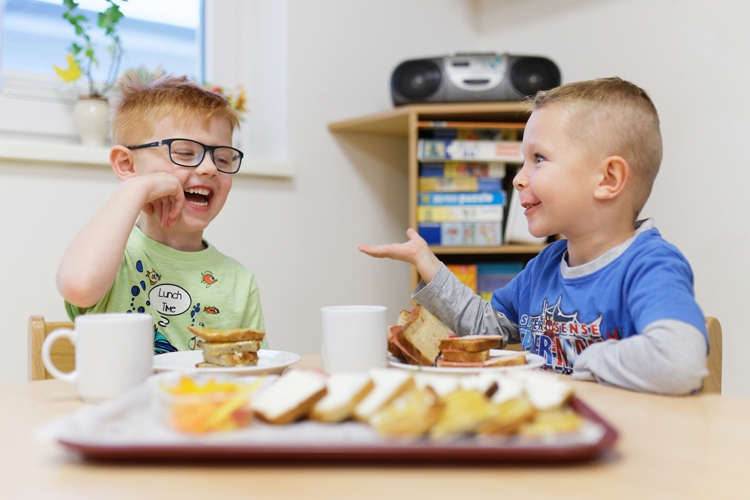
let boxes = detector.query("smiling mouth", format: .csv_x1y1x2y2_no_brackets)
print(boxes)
184,187,211,207
522,202,539,211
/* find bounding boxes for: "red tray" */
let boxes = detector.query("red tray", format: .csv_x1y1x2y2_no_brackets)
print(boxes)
59,397,617,464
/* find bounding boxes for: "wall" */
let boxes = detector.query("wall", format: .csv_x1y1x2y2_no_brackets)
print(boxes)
0,0,479,383
477,0,750,396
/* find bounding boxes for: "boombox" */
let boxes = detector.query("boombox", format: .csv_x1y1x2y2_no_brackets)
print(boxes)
390,53,561,106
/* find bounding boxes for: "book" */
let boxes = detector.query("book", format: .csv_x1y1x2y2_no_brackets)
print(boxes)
446,264,477,293
477,262,524,301
417,205,504,223
417,140,523,163
418,191,506,206
504,189,547,244
418,222,502,246
420,162,506,178
418,176,502,192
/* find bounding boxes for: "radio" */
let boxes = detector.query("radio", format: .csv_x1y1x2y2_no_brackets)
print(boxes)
390,53,561,106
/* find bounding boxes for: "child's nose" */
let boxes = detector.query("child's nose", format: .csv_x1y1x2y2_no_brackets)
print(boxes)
513,163,529,191
194,153,219,176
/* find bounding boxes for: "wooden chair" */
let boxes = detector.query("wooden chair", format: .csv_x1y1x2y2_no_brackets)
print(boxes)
28,315,74,381
701,316,723,394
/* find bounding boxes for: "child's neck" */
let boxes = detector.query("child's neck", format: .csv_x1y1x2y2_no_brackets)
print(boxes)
565,219,637,268
136,216,206,252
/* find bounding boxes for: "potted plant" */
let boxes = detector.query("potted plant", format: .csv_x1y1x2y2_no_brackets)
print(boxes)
54,0,126,146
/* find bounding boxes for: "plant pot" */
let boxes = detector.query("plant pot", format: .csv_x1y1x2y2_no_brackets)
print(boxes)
73,97,110,147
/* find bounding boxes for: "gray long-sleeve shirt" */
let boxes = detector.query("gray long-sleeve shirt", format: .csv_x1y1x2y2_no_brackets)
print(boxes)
412,237,708,395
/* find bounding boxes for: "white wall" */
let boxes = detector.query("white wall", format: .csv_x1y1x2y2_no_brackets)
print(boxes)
477,0,750,397
0,0,479,383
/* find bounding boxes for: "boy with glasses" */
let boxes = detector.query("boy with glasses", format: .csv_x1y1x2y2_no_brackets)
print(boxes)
57,74,266,354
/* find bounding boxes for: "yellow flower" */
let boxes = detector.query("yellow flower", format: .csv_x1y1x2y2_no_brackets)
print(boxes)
53,54,82,83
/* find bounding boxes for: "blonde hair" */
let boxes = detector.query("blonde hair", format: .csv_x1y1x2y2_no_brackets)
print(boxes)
110,73,240,146
533,77,662,216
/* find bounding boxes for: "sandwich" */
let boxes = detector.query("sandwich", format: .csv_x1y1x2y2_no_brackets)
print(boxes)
353,368,415,421
252,369,328,425
187,326,266,368
309,372,375,423
387,305,450,366
436,335,527,368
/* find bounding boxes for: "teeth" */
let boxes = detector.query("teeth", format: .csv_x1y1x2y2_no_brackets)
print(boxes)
185,187,210,196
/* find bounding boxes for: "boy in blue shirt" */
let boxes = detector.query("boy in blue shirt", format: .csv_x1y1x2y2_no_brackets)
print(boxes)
359,77,707,395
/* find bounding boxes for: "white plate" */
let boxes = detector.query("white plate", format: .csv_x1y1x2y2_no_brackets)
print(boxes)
153,350,301,376
388,350,544,375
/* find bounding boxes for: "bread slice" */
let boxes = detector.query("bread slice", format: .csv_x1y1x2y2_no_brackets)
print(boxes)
441,349,490,363
414,373,460,398
202,351,259,367
353,369,415,421
370,386,444,436
477,397,536,435
484,353,527,367
522,373,573,411
395,305,449,366
439,336,503,352
309,373,375,423
202,340,261,357
252,370,328,424
429,389,491,439
188,326,265,343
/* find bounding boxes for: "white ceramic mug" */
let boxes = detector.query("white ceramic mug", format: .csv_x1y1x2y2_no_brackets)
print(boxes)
41,313,154,403
320,305,388,374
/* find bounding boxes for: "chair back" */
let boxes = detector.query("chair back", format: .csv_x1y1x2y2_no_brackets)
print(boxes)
28,315,75,381
702,316,723,393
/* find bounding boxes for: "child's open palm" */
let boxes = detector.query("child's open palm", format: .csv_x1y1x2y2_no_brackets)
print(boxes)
358,228,442,283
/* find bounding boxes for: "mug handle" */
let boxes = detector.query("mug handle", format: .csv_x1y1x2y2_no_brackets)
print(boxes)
41,328,78,383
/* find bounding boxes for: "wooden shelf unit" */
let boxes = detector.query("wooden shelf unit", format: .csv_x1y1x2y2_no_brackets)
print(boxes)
329,102,542,289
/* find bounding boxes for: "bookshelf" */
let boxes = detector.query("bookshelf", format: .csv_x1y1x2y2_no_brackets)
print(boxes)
328,102,549,289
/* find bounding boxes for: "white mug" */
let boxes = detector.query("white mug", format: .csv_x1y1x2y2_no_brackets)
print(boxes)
41,313,154,403
321,305,387,374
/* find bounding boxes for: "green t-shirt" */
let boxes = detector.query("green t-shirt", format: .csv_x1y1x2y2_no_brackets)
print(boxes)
66,226,266,353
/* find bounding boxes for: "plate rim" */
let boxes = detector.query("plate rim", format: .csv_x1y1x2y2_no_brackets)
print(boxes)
387,352,544,374
152,349,301,374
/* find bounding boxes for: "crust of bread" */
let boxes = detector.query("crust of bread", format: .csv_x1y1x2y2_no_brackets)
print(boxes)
439,336,503,352
484,353,527,367
252,370,328,425
353,371,416,422
256,388,327,425
441,349,490,362
202,351,259,367
396,306,448,366
188,326,266,343
195,361,223,368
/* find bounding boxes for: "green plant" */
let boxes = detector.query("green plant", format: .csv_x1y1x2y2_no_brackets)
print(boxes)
54,0,127,98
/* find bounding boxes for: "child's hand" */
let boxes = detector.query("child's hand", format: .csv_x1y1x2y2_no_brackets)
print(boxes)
131,172,185,229
358,228,442,283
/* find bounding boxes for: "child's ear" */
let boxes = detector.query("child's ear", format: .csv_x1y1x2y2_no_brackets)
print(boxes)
109,145,137,180
594,156,629,200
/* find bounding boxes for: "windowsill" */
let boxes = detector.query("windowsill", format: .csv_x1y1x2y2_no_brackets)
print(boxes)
0,140,293,178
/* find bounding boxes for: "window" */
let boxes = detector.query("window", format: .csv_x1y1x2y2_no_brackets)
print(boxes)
0,0,289,177
1,0,203,101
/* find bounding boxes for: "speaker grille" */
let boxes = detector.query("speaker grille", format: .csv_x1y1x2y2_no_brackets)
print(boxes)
510,57,561,97
392,59,442,100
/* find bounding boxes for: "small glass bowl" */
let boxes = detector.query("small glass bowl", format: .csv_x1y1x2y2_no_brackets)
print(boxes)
157,375,260,434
